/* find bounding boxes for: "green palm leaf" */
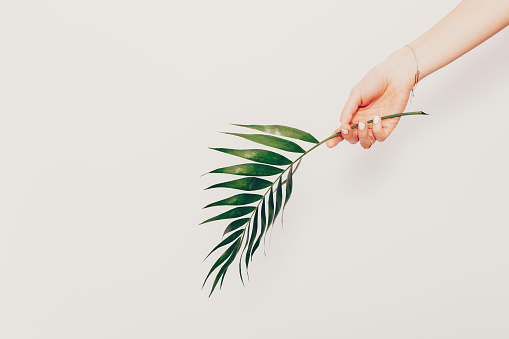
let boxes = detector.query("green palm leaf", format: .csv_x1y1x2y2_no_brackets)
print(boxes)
202,111,428,296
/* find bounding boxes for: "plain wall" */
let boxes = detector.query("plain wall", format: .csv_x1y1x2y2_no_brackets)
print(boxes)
1,1,508,338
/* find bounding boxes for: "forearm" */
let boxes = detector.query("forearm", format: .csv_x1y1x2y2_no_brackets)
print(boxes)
410,0,509,79
379,0,509,86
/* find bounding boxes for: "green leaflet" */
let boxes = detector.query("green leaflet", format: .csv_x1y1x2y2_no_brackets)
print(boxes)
284,164,293,209
266,187,275,239
282,159,298,184
274,177,283,222
200,206,256,225
223,218,250,236
251,197,266,258
208,240,240,297
205,177,272,191
204,193,263,208
204,229,244,260
232,124,319,143
224,133,305,153
208,163,284,176
238,222,250,286
282,164,293,226
245,208,258,271
203,238,240,290
210,148,292,166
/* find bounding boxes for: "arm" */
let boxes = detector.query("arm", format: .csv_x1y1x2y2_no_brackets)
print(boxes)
326,0,509,149
413,0,509,79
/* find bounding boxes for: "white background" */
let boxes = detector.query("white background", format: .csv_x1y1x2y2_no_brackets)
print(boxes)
1,1,509,338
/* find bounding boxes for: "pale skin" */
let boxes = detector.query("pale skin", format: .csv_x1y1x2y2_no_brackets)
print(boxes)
326,0,509,150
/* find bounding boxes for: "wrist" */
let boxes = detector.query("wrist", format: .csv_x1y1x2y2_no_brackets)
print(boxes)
380,46,418,89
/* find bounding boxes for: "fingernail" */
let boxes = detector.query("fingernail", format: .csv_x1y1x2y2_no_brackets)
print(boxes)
341,128,349,135
359,122,365,130
374,115,380,124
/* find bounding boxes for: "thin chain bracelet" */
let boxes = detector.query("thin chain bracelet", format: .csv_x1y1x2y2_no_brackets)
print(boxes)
406,44,420,102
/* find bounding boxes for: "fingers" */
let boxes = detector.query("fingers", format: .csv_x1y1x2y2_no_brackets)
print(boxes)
357,120,375,149
341,122,357,144
325,126,344,148
372,115,389,142
338,87,362,145
327,86,361,148
325,122,357,147
339,87,362,127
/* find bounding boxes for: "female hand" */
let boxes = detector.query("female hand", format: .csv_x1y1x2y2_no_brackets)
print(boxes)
326,47,417,149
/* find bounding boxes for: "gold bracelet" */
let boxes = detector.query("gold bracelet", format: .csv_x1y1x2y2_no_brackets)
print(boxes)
406,44,420,99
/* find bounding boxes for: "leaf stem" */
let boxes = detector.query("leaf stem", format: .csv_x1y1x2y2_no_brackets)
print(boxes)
245,111,427,230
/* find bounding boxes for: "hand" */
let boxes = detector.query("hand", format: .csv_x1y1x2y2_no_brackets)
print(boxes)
326,47,417,149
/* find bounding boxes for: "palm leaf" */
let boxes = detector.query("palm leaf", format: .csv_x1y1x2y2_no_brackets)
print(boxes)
202,111,428,296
